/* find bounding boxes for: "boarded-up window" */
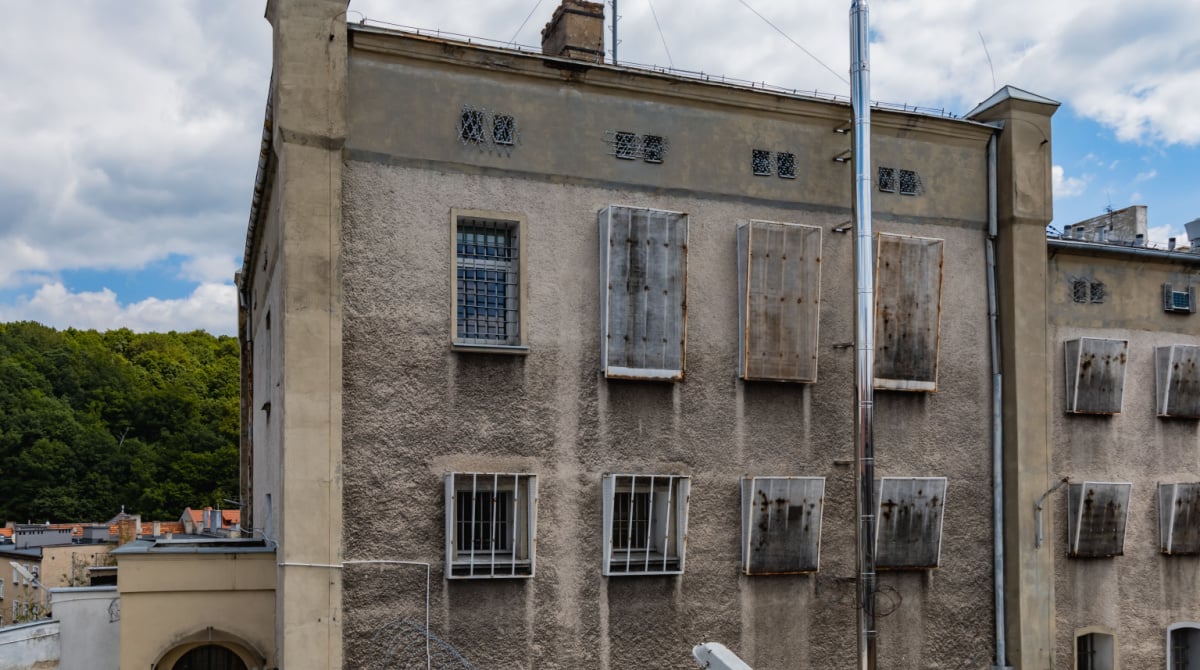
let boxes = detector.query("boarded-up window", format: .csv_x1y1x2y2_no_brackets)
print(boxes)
874,233,943,392
1064,338,1128,414
737,221,821,382
598,206,688,381
1067,482,1131,558
875,477,946,569
1159,483,1200,555
740,477,824,574
1156,345,1200,418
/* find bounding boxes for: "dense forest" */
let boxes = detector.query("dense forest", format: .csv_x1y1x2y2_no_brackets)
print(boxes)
0,322,239,523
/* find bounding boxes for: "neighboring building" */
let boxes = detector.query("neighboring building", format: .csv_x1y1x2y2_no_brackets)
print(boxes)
0,548,44,627
180,507,242,536
1045,231,1200,668
1064,205,1149,246
111,537,275,669
49,586,120,670
238,1,1077,668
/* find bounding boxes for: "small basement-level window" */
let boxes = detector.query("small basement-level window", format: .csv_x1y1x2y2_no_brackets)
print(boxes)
1076,629,1116,670
602,474,689,576
1169,623,1200,670
451,210,526,352
444,473,537,578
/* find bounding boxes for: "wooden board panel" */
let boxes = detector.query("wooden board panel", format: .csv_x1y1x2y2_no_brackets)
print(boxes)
740,477,824,574
599,206,688,381
1065,338,1128,414
1160,483,1200,555
1068,482,1131,558
875,477,946,569
1156,345,1200,418
873,233,943,392
738,221,822,382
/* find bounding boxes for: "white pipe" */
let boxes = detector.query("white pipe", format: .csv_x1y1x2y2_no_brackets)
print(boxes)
850,2,876,669
278,560,432,670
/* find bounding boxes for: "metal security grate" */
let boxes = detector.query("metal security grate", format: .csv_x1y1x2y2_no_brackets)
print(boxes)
752,149,772,176
492,114,515,145
1072,279,1090,303
776,152,796,179
1090,282,1106,303
602,474,689,575
456,218,519,345
458,107,486,144
614,131,638,159
445,473,536,578
899,169,922,195
642,135,665,163
878,167,897,192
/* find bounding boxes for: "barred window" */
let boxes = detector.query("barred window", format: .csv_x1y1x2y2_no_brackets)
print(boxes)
1072,279,1090,303
602,474,690,576
492,114,515,146
878,167,897,192
458,107,486,144
452,211,525,351
642,135,665,163
776,152,796,179
615,131,639,159
1089,282,1106,304
752,149,772,176
899,169,921,195
445,473,536,578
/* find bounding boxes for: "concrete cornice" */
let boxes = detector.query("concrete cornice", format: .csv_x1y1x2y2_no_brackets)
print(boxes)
348,25,995,145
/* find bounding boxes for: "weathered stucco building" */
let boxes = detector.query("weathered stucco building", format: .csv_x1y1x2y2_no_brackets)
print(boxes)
237,1,1199,669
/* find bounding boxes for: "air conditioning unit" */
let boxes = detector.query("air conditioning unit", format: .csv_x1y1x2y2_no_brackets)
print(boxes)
1163,283,1196,313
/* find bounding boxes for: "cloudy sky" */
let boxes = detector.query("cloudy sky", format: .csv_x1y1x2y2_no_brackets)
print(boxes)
1,0,1197,335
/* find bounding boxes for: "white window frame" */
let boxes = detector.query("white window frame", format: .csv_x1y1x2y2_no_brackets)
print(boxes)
444,472,536,579
1169,623,1200,670
602,474,689,576
450,209,528,354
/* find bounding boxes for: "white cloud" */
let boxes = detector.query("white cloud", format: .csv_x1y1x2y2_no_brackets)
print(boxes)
180,254,240,284
1053,165,1088,198
0,282,237,335
1134,169,1158,182
1147,223,1175,247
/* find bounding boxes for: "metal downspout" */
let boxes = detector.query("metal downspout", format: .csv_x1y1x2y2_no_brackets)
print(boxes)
985,129,1012,670
850,2,876,669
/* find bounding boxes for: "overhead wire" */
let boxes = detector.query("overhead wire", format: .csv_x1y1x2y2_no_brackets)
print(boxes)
735,0,849,86
646,0,674,67
510,0,547,45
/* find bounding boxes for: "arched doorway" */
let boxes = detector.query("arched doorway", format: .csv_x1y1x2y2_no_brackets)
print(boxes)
171,644,248,670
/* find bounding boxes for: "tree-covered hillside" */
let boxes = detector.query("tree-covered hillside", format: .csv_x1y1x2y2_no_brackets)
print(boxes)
0,322,239,522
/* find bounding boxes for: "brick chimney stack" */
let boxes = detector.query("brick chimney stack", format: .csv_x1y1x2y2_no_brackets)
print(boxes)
541,0,605,62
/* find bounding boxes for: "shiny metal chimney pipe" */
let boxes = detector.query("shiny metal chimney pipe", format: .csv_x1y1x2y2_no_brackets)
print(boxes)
850,1,877,669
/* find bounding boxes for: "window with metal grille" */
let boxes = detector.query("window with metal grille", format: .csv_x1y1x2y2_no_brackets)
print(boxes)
878,167,897,192
642,135,665,163
445,473,536,579
752,149,772,176
898,169,921,195
1089,281,1106,303
1072,279,1090,303
602,474,689,576
776,152,796,179
1076,631,1115,670
615,131,639,159
492,113,515,145
453,212,524,350
1170,625,1200,670
458,107,486,144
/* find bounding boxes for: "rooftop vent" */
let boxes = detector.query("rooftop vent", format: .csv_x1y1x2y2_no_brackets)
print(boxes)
541,0,604,62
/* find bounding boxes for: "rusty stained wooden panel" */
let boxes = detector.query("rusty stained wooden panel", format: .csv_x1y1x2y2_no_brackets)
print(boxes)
1064,338,1128,414
737,221,822,383
875,477,947,569
740,477,824,574
1156,345,1200,418
1159,483,1200,555
1068,482,1131,558
598,206,688,381
873,233,944,392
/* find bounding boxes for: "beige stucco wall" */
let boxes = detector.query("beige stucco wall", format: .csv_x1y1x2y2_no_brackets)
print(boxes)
337,31,1002,669
38,545,112,590
116,551,275,669
1048,248,1200,668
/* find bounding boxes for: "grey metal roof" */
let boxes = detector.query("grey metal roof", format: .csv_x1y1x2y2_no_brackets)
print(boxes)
111,537,274,556
967,85,1061,118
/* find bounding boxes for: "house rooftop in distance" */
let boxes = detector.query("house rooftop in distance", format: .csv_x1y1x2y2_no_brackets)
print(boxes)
1054,204,1200,261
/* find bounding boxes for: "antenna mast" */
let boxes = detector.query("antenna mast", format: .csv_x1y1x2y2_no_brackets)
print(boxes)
610,0,619,63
